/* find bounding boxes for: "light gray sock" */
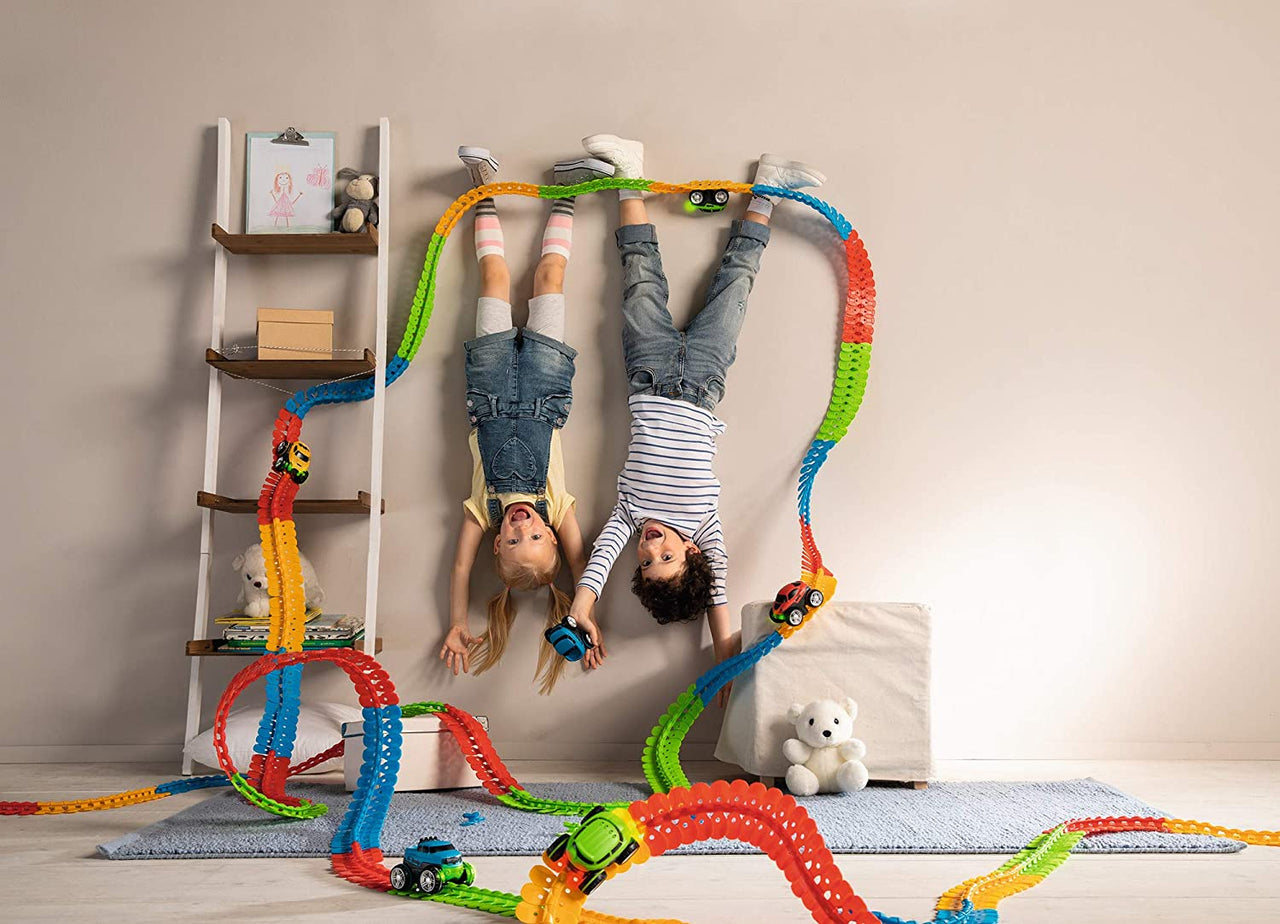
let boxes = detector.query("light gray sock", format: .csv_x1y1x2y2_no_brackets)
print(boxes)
526,293,566,342
476,296,513,338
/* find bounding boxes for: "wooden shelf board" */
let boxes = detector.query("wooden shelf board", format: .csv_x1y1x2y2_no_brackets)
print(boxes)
206,348,375,380
197,490,386,515
211,222,378,255
186,637,382,656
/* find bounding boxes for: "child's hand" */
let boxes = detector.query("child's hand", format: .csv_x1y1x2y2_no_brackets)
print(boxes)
574,613,608,670
439,625,480,675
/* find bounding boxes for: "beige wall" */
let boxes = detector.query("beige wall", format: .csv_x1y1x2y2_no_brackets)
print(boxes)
2,0,1277,764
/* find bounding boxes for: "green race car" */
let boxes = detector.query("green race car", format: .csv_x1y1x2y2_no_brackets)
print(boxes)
543,806,641,895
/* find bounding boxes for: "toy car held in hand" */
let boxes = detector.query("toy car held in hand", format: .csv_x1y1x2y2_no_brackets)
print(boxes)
686,188,730,213
543,805,642,895
389,837,475,894
769,580,825,627
544,615,595,662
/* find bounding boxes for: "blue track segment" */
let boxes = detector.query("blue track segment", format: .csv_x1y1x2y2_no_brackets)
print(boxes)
155,775,232,795
798,439,835,525
693,631,783,706
330,703,403,854
751,185,853,240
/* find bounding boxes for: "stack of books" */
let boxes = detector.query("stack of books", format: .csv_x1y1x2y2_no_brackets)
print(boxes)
216,610,365,650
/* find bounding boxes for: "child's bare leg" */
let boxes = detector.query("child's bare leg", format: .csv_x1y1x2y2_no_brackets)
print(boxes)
619,197,649,227
528,157,609,340
460,146,512,334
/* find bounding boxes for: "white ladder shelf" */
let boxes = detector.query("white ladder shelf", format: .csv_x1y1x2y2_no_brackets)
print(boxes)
182,117,391,774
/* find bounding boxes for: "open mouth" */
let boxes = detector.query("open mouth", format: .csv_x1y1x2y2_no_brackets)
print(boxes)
508,506,532,523
643,526,663,542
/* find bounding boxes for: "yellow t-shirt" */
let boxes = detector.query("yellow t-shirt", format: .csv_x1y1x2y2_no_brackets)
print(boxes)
463,429,576,530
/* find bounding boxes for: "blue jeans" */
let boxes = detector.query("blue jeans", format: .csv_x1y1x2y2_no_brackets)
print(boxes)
616,220,770,413
464,327,577,523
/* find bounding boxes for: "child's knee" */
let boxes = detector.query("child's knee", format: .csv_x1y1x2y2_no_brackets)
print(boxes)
479,255,510,292
533,254,567,294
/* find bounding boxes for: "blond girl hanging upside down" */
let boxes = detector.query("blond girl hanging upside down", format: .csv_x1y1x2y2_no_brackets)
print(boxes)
438,145,614,693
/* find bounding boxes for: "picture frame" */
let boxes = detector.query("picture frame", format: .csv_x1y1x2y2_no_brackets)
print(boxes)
245,129,336,233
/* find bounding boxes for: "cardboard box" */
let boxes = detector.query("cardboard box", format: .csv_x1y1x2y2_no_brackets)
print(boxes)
257,308,334,360
341,714,489,792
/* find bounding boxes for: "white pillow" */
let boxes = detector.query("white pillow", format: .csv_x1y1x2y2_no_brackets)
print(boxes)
184,702,363,774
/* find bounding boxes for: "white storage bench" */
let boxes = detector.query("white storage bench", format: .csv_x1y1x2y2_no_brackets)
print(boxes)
715,601,932,785
342,713,488,792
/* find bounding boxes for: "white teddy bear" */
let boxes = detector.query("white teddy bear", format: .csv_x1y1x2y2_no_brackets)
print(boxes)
232,543,325,619
782,697,870,796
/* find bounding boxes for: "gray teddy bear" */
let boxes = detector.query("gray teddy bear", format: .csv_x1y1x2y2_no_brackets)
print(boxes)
329,167,379,233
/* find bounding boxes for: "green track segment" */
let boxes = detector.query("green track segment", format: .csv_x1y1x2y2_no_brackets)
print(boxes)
642,686,705,794
229,773,326,820
537,177,652,199
390,882,520,916
496,786,630,816
816,342,872,442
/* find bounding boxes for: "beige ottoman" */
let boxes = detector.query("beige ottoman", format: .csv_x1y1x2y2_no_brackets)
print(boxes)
714,601,932,785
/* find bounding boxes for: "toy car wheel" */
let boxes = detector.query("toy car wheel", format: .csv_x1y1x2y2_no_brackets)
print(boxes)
581,870,608,895
616,840,640,865
565,615,578,629
714,189,729,205
786,607,805,627
461,862,476,886
581,805,606,823
545,833,570,863
389,864,410,890
689,190,705,205
417,867,442,894
805,589,825,608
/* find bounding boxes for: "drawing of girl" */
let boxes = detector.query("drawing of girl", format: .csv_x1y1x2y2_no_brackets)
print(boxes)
268,171,303,228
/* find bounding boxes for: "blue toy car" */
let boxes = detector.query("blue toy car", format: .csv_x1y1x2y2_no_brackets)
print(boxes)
390,837,475,894
544,615,595,662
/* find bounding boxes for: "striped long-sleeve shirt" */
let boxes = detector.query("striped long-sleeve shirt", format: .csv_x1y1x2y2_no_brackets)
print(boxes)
578,394,728,606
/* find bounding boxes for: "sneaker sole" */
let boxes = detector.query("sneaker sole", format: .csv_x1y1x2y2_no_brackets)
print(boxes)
553,157,616,183
759,153,826,187
458,146,499,171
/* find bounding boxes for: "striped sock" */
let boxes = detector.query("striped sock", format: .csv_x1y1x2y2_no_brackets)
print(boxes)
746,195,775,218
474,199,504,261
541,199,574,261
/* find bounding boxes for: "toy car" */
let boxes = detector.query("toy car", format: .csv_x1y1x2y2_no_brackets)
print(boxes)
687,188,730,213
389,837,475,894
272,439,311,484
543,805,641,895
769,580,825,627
544,615,595,662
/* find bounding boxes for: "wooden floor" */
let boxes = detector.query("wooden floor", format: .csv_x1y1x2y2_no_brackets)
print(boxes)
2,759,1277,922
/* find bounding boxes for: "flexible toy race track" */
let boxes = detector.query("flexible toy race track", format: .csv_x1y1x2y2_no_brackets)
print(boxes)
4,178,1277,924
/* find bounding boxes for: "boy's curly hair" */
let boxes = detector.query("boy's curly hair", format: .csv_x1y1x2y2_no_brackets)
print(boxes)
631,549,715,624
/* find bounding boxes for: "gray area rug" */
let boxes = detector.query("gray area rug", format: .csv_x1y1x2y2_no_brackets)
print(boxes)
98,778,1243,859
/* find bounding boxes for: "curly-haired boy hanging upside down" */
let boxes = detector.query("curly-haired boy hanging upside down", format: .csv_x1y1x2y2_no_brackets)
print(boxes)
569,133,825,676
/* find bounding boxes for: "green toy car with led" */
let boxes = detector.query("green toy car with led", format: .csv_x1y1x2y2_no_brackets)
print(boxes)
389,837,475,894
686,188,730,213
543,806,642,895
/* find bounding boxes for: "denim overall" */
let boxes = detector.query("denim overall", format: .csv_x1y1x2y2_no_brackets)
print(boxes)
464,327,577,527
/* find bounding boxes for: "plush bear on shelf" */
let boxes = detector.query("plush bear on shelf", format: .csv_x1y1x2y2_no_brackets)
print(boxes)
329,167,379,233
782,697,870,796
232,543,325,620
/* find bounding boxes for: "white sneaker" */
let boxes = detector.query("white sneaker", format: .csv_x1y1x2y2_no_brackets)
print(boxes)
753,154,826,192
553,157,616,186
581,133,644,179
458,146,499,187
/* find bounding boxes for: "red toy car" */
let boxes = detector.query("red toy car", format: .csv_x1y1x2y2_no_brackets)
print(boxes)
770,581,825,627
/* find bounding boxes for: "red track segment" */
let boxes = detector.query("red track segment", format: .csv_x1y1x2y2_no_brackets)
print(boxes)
629,780,880,924
433,705,521,796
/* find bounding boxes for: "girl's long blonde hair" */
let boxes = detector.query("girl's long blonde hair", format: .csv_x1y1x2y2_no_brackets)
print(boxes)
470,551,571,695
